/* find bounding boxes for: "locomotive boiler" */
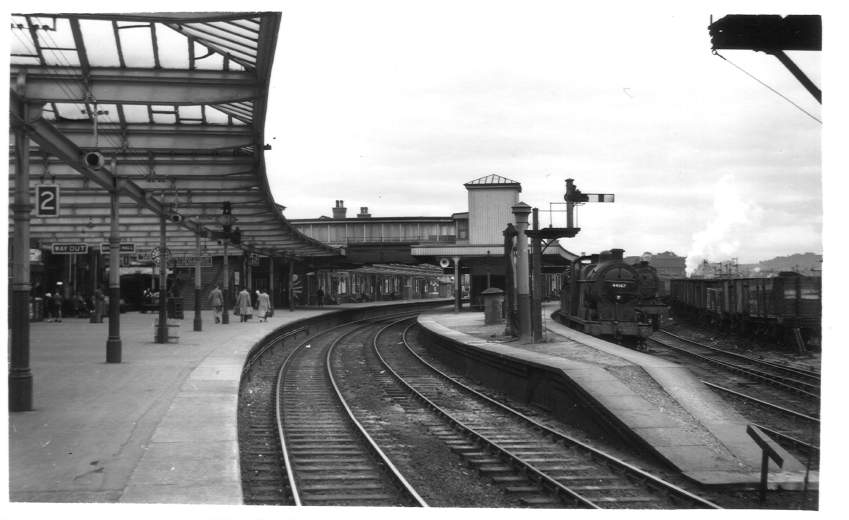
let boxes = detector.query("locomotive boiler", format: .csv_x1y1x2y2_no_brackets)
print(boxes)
557,248,656,346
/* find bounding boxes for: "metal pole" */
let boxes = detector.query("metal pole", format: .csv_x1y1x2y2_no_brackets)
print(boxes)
288,260,295,311
503,224,516,336
193,234,202,331
453,256,461,312
106,176,122,362
269,256,275,311
565,178,575,229
531,208,543,342
10,98,33,411
156,214,169,343
222,242,230,324
512,202,532,342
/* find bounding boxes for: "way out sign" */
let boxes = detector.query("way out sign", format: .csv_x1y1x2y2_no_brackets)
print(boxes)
52,243,88,255
36,185,60,217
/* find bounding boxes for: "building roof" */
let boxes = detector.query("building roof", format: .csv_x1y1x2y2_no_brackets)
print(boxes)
9,12,338,258
464,174,521,189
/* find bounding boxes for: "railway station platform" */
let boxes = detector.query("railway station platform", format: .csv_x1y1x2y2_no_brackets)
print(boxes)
416,306,818,490
8,307,333,505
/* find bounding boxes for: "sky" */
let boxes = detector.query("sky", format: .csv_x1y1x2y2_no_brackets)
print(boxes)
259,0,828,269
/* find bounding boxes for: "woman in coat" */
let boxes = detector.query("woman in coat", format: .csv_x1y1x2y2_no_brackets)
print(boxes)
256,290,270,322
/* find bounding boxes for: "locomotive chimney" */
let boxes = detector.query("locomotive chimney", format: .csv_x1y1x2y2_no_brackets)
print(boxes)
611,248,624,260
332,200,347,219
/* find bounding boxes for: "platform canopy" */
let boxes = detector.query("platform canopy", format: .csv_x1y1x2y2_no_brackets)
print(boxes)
9,12,338,259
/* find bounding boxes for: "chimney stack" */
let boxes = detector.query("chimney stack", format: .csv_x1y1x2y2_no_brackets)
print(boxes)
332,200,347,219
357,206,371,218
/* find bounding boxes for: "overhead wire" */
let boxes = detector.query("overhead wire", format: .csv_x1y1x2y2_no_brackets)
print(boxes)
713,49,821,124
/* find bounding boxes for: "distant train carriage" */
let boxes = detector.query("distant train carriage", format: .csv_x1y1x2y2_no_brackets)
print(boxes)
669,272,821,349
556,248,655,347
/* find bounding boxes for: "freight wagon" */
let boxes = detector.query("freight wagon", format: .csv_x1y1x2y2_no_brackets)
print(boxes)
669,272,821,350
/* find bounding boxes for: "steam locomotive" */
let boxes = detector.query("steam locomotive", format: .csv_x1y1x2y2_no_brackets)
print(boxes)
556,248,664,347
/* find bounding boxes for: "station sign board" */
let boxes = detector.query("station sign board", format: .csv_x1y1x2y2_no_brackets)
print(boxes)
171,255,213,268
36,185,60,217
51,243,88,255
100,243,136,254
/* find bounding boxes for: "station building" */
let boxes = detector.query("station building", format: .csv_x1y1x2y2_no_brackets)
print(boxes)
291,174,575,309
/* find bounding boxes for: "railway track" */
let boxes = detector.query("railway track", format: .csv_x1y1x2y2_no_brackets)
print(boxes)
364,319,720,509
276,317,427,507
657,330,821,392
648,330,820,463
649,331,820,401
239,327,308,504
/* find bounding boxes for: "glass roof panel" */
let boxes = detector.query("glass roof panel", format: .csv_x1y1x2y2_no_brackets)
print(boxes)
44,49,80,67
155,23,190,69
197,22,258,50
205,106,230,125
95,103,120,123
121,104,152,124
192,41,225,70
151,112,177,124
36,16,76,50
79,19,120,67
54,102,88,120
115,24,155,68
178,105,203,122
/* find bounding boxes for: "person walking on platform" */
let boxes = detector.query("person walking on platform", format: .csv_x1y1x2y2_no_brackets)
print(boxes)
316,288,324,307
208,284,223,323
53,286,64,322
93,286,105,323
256,290,270,322
44,292,54,321
237,287,251,323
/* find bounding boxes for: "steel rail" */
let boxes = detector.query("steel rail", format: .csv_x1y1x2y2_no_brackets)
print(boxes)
701,381,820,423
325,323,429,507
274,314,424,506
389,321,721,509
369,320,599,509
751,423,820,455
648,337,819,399
242,326,306,376
657,330,820,382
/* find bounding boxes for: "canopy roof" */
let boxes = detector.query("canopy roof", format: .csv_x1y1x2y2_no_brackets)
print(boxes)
9,12,338,258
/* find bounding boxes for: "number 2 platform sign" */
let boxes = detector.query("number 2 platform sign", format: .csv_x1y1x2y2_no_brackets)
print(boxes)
36,185,60,217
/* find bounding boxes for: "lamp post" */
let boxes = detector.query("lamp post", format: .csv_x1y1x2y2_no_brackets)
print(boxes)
221,201,232,324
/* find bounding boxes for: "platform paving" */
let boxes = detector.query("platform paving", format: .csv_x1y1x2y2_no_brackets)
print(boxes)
417,307,818,489
8,308,328,504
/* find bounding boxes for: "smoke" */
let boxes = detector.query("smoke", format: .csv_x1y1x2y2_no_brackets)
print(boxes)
685,175,763,276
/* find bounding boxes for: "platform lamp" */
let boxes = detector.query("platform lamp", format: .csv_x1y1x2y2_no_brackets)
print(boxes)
221,201,232,324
